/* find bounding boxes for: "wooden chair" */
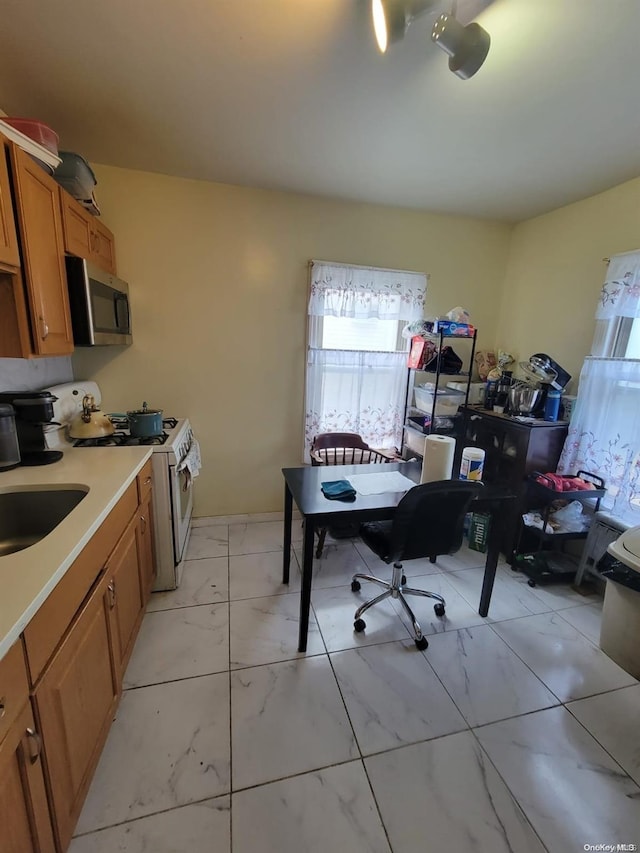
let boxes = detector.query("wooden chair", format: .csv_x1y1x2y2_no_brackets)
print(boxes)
310,432,396,557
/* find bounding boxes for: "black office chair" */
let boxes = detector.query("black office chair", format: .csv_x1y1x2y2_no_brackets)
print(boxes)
352,480,484,650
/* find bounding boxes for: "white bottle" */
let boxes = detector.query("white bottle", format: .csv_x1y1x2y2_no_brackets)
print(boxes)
459,447,485,481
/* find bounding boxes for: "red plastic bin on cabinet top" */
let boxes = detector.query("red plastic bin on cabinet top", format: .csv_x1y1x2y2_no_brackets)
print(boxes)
1,117,59,157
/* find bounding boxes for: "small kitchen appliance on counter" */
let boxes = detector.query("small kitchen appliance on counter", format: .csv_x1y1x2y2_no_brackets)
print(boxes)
517,353,571,418
0,391,62,465
42,381,197,591
0,404,21,471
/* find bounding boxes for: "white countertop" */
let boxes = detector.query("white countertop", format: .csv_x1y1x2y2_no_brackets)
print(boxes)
0,446,152,661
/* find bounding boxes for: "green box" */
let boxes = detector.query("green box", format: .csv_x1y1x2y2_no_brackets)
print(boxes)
468,512,491,553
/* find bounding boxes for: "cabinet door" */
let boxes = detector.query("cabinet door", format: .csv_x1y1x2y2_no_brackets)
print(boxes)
136,491,156,602
0,702,56,853
107,515,144,676
59,188,92,259
9,145,73,355
92,219,117,275
0,143,20,269
34,571,119,850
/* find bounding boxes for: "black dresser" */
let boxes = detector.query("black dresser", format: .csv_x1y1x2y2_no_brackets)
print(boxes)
461,406,569,557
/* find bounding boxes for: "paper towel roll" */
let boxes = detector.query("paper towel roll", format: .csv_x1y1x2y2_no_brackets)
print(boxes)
421,435,456,483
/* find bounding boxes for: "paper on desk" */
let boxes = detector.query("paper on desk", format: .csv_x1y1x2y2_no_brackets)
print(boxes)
347,471,417,495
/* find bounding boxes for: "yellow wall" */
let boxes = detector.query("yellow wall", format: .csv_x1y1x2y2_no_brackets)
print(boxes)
72,165,512,516
495,177,640,390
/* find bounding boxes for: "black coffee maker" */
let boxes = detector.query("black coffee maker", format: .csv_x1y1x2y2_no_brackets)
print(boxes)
0,391,62,465
519,353,571,418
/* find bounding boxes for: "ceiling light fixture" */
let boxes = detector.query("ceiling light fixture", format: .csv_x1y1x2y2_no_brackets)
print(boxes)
431,12,490,79
371,0,491,79
372,0,438,54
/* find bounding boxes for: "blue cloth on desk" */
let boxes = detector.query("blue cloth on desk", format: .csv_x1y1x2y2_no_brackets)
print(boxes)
321,479,357,501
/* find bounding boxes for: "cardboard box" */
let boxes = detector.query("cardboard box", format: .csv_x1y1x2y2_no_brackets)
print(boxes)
407,336,436,369
468,512,491,553
437,320,475,337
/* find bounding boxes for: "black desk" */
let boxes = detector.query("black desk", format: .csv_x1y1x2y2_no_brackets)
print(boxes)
281,461,514,652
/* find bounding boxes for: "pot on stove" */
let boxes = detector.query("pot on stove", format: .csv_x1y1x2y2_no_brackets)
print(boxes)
127,401,163,437
69,394,115,439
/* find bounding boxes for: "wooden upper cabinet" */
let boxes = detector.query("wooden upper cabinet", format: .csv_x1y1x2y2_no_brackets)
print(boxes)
0,143,20,270
59,189,117,275
9,145,73,355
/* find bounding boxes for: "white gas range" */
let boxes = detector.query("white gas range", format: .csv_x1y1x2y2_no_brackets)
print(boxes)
43,381,196,591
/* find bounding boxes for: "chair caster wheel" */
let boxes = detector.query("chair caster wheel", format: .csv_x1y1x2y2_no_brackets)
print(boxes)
351,580,361,592
401,575,407,585
434,603,445,617
415,636,428,650
527,579,536,587
315,548,323,558
354,618,366,632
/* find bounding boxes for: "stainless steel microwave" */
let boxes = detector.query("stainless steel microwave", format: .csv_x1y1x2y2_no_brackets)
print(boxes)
65,258,132,346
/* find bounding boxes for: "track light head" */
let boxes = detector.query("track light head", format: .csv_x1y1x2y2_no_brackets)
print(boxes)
431,12,490,79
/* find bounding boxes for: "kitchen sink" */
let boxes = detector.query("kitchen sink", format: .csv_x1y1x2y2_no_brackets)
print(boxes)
0,487,89,557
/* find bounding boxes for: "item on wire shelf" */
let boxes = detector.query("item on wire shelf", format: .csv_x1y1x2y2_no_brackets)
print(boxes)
407,335,437,369
436,320,475,336
414,386,464,416
420,434,455,483
459,447,485,481
533,472,600,492
321,479,356,501
445,306,471,324
423,345,463,374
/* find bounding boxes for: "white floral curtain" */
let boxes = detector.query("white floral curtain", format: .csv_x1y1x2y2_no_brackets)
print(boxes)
305,349,407,450
308,262,426,320
558,358,640,526
595,251,640,319
304,261,427,460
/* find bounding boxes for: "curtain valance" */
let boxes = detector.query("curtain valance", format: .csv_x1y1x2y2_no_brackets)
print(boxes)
308,261,427,321
595,250,640,320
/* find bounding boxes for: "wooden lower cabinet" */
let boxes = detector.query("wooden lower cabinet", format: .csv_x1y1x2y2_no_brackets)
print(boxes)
2,468,157,850
137,490,156,600
108,513,145,676
0,702,56,853
33,570,119,851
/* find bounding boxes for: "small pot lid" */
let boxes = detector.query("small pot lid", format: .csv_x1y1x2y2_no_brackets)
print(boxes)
127,401,162,416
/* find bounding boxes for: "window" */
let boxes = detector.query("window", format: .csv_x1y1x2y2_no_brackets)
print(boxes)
304,262,427,460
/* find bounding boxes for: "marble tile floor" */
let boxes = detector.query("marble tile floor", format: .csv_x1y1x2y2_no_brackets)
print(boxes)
70,519,640,853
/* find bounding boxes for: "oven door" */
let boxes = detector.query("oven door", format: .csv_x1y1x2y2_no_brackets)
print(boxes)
170,461,194,564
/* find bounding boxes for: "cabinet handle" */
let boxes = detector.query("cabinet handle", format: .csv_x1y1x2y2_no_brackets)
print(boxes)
0,696,5,718
140,515,146,533
144,476,152,486
107,579,117,608
26,727,42,764
39,315,49,340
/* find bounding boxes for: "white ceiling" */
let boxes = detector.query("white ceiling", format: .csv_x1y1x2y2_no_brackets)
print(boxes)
0,0,638,221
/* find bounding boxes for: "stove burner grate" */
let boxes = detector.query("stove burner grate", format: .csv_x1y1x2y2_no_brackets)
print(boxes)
74,431,170,448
